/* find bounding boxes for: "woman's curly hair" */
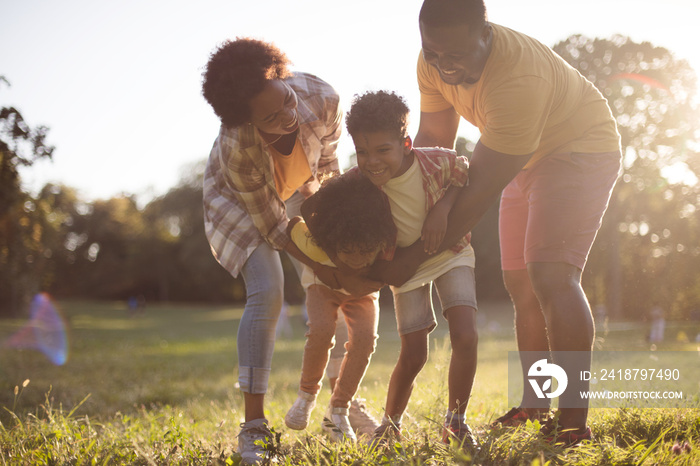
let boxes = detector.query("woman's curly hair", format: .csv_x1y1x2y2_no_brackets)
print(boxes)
307,172,396,257
202,38,292,128
345,90,410,140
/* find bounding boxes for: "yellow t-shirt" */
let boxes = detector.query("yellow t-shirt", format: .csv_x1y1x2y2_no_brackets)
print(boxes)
269,138,312,201
290,220,330,264
290,220,380,297
418,23,620,168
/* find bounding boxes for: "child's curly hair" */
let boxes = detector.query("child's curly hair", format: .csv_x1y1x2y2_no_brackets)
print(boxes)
345,91,410,140
307,172,396,257
202,38,292,128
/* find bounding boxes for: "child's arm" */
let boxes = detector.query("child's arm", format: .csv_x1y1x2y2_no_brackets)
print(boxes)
285,217,341,289
421,184,461,255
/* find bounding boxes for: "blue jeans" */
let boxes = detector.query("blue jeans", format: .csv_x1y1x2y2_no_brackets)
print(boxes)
238,192,304,394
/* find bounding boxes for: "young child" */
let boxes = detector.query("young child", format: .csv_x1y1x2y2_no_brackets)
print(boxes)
346,91,478,448
284,172,396,442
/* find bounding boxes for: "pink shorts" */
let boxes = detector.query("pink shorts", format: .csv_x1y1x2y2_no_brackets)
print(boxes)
499,151,621,271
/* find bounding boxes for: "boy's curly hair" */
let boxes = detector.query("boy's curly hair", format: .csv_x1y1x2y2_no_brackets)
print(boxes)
345,91,410,140
307,172,396,257
202,38,292,128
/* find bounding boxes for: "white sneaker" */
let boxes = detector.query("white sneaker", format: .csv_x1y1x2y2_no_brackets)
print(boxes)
237,418,273,465
284,391,317,430
322,405,357,443
348,399,380,438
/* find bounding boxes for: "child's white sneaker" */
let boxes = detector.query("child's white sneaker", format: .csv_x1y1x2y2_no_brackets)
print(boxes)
284,391,317,430
322,405,357,443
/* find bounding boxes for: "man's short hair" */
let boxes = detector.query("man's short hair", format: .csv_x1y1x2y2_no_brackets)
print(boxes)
419,0,487,30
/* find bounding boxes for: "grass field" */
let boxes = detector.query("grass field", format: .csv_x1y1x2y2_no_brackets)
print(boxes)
0,299,698,465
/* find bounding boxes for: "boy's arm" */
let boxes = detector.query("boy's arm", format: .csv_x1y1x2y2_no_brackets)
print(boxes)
421,184,460,255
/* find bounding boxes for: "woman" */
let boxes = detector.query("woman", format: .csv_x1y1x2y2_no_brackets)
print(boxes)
201,38,342,464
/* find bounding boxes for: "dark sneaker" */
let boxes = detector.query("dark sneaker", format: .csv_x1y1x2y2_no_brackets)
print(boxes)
491,407,529,427
442,422,477,451
491,407,550,428
541,419,594,446
368,421,401,449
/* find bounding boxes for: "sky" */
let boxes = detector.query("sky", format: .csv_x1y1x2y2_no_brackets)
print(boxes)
2,0,699,204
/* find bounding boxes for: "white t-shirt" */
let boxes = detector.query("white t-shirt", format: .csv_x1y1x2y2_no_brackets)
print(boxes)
383,158,475,294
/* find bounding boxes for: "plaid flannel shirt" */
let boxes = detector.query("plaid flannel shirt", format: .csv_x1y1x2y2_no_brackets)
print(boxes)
412,147,472,250
203,72,341,277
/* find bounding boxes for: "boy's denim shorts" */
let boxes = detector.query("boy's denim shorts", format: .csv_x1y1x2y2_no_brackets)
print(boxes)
393,266,477,336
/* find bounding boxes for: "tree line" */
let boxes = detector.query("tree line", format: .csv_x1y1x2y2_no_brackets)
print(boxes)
1,35,698,321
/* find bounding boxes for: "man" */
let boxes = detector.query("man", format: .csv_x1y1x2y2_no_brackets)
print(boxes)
374,0,621,445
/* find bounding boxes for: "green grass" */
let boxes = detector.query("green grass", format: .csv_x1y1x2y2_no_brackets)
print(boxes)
0,300,698,465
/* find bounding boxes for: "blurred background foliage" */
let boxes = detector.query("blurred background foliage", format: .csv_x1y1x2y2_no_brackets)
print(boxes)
1,34,698,321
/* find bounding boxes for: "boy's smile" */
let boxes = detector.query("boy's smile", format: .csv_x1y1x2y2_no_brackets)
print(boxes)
353,131,414,186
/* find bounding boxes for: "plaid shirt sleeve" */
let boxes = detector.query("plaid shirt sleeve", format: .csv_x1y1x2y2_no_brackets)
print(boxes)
414,148,469,207
414,148,472,250
317,91,342,177
224,139,290,251
202,128,289,277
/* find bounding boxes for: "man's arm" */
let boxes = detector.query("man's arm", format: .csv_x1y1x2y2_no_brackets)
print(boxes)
421,184,460,254
413,108,460,149
371,141,532,286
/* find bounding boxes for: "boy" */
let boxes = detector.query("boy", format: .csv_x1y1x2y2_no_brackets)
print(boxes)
346,91,478,448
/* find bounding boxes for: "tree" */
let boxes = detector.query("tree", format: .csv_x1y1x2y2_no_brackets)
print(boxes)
552,35,700,319
138,161,241,302
0,77,54,316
